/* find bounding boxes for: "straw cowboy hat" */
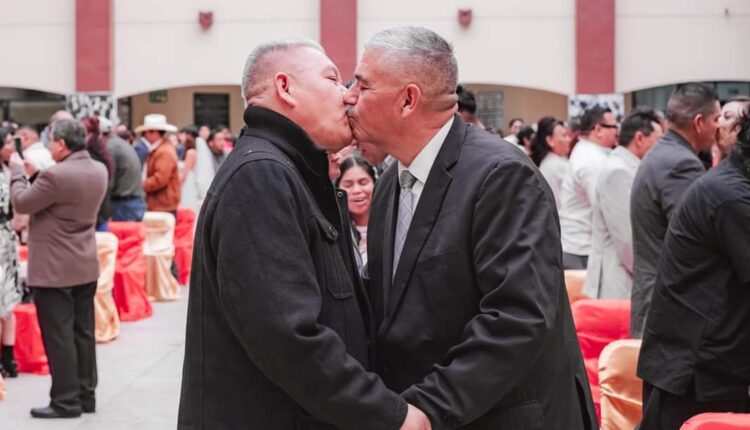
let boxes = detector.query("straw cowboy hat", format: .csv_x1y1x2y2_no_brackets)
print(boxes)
135,114,178,133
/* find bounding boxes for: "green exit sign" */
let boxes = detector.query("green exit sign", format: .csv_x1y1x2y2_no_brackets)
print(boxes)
149,90,168,103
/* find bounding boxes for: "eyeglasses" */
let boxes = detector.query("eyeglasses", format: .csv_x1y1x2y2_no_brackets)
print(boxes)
598,123,619,130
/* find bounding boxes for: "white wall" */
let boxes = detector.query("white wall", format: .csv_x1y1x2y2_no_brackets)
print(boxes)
0,0,75,94
114,0,320,97
616,0,750,92
358,0,576,95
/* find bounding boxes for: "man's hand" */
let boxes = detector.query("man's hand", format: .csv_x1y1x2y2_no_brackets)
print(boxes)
8,153,24,170
400,404,432,430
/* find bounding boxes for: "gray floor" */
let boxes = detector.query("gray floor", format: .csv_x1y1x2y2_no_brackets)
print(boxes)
0,293,187,430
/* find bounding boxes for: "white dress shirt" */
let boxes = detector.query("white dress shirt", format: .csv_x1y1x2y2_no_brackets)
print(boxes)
397,116,454,210
583,146,640,299
558,139,612,256
539,153,570,209
24,141,56,170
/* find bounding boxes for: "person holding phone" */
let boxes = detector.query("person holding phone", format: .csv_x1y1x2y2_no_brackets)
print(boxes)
0,128,22,378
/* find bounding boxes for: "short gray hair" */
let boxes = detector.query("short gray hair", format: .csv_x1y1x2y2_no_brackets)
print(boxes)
365,26,458,97
51,119,86,152
241,38,324,104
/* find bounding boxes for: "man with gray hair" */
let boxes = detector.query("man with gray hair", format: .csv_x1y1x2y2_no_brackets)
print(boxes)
9,119,108,418
630,82,720,338
178,39,429,430
347,26,597,429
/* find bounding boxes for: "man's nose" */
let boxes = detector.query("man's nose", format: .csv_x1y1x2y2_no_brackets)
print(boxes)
343,87,358,106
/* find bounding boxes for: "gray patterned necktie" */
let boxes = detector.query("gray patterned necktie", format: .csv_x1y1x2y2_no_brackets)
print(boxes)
393,170,417,277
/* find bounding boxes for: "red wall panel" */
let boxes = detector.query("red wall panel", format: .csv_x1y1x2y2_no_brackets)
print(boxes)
576,0,615,94
76,0,113,92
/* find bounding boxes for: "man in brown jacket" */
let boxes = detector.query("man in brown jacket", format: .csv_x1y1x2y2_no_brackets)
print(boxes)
9,119,108,419
137,114,180,215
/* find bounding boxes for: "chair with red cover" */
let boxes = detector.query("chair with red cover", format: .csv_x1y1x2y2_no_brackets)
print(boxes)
173,207,196,286
680,413,750,429
108,222,152,321
571,299,632,421
13,303,49,374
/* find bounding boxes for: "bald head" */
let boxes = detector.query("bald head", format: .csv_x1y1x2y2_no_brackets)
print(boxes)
241,39,324,105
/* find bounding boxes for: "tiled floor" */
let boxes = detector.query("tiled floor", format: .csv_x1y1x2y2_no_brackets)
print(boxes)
0,293,187,430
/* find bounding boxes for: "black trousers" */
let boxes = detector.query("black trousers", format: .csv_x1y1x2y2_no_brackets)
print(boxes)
640,382,750,430
563,252,588,270
34,282,98,413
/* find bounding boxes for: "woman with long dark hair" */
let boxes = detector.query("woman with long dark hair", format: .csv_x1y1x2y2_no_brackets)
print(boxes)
336,156,376,267
0,127,21,377
82,117,114,231
531,116,572,208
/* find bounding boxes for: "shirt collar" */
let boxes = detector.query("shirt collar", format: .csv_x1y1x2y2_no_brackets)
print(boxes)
143,137,160,153
398,116,454,184
577,138,613,155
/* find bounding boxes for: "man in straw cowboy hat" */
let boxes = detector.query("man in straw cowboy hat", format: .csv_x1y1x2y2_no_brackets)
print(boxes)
136,114,181,216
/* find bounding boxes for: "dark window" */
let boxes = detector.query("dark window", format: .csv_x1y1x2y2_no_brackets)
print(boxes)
194,93,229,129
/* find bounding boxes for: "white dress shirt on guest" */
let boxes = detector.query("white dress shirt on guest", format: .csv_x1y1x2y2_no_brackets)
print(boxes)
583,146,640,299
24,141,56,170
539,153,570,209
558,139,612,256
397,116,454,210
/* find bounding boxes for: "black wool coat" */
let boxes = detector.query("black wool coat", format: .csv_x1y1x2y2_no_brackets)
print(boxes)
178,107,406,430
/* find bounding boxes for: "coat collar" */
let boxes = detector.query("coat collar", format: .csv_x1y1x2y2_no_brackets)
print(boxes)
59,149,91,163
663,129,696,154
242,106,330,185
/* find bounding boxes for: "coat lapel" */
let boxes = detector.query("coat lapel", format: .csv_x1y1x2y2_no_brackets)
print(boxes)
380,166,398,317
380,116,466,334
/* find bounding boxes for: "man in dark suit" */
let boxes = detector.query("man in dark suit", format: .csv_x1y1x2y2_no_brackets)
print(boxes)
630,83,721,338
178,39,429,430
346,26,597,430
637,113,750,429
10,119,108,418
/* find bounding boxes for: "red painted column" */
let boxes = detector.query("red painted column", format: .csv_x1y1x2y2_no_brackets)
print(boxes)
76,0,113,92
576,0,615,94
320,0,357,81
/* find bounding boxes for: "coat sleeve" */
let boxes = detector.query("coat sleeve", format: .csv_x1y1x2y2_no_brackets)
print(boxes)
402,160,563,429
10,166,57,215
716,198,750,286
212,160,406,430
661,157,704,221
598,167,635,273
142,151,173,192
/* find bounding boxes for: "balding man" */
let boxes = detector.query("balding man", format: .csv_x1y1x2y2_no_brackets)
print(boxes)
178,39,429,430
347,27,597,429
18,125,55,170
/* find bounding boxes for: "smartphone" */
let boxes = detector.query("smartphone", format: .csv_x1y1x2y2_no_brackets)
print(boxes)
14,137,24,159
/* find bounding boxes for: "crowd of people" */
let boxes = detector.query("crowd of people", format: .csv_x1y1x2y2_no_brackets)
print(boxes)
0,110,234,417
0,25,748,430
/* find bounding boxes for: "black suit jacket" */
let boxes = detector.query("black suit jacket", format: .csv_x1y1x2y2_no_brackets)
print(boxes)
368,117,598,430
178,107,405,430
630,130,704,338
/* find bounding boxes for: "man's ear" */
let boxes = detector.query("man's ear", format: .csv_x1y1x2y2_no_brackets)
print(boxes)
400,84,422,118
693,113,705,134
274,72,296,108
